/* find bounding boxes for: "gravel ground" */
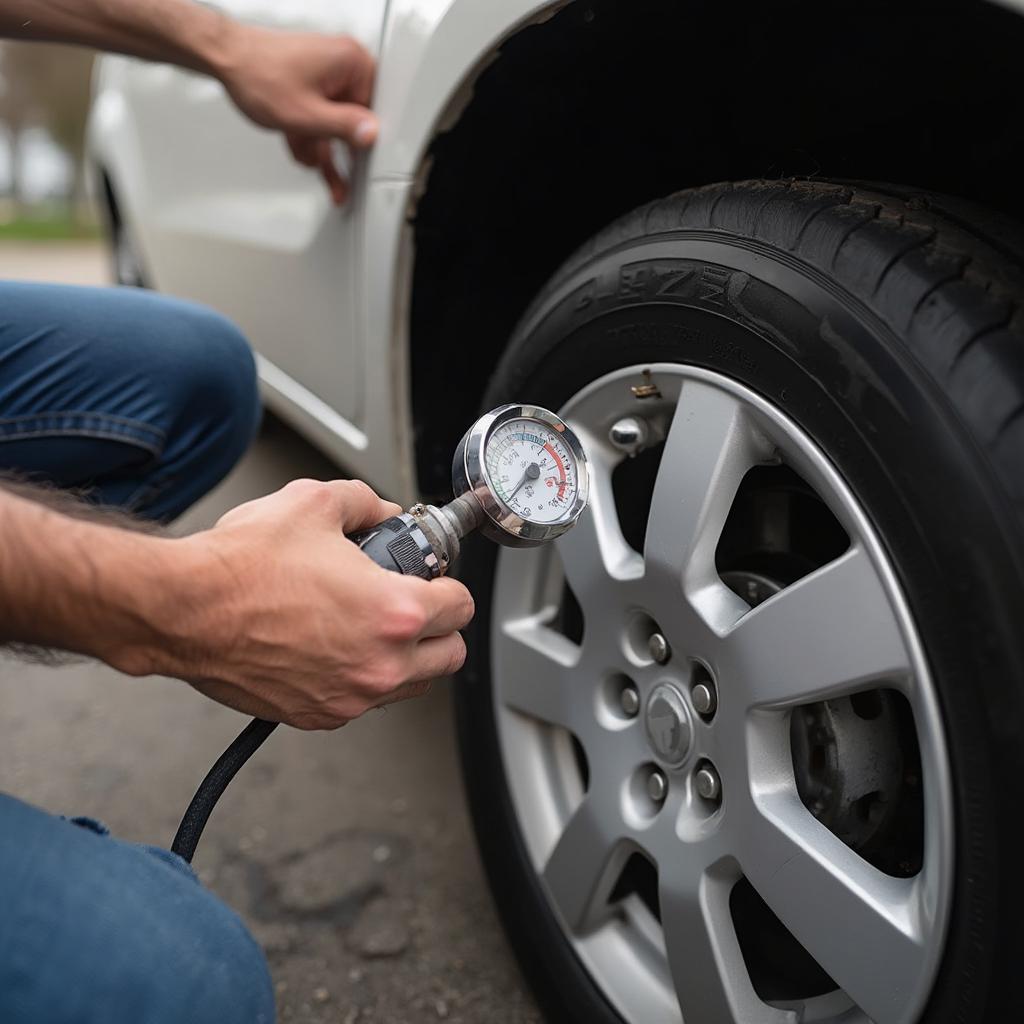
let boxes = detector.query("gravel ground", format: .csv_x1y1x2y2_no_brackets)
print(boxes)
0,242,541,1023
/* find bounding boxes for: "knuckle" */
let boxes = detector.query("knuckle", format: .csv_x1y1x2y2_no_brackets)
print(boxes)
438,581,474,626
364,657,406,695
446,634,468,675
304,688,356,729
283,477,325,502
344,478,376,502
385,600,427,640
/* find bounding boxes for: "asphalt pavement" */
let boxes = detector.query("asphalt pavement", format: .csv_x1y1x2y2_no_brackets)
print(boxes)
0,242,541,1024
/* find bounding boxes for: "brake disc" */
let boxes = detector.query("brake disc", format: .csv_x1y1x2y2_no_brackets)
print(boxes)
722,569,907,857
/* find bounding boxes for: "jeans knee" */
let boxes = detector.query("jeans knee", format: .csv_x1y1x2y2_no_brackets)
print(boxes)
0,797,276,1024
173,305,262,458
179,915,276,1024
124,298,263,519
125,869,275,1024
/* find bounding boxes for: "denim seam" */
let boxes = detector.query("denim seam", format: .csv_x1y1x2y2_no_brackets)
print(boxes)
0,413,165,456
0,411,167,434
0,428,164,457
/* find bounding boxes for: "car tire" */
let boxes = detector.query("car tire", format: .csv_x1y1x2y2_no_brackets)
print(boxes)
454,179,1024,1023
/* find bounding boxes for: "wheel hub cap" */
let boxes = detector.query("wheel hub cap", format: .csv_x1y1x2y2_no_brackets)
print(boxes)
644,683,692,766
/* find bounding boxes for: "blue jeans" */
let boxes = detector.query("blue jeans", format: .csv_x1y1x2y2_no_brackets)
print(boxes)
1,280,261,520
1,281,272,1022
0,796,274,1024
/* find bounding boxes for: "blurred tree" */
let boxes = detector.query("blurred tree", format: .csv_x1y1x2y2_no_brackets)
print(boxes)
0,41,41,212
28,44,95,219
0,41,94,217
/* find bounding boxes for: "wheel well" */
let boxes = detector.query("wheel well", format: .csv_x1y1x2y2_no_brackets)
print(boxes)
409,0,1024,494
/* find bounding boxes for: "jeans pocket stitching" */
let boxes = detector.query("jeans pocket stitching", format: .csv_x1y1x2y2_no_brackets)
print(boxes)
0,418,165,456
0,410,169,438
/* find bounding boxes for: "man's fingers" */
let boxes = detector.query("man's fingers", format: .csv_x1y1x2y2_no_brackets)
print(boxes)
341,38,376,107
302,99,378,148
329,479,402,532
376,677,434,708
410,632,468,683
285,135,350,205
312,138,348,205
280,478,400,532
320,157,349,206
286,133,318,167
406,576,475,638
373,632,466,709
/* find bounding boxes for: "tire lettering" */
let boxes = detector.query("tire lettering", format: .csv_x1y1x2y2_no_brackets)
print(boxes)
699,265,731,306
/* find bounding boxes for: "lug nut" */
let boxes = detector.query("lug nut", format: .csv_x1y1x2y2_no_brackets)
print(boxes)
648,632,671,665
609,416,649,455
646,768,667,803
692,682,717,716
619,684,640,717
695,764,722,802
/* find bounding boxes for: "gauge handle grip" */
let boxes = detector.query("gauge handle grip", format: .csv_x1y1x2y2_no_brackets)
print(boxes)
347,515,440,580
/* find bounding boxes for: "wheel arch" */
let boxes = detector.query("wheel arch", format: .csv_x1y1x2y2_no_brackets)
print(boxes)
406,0,1024,496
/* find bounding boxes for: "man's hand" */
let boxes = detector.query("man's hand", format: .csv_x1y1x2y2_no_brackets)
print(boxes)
0,0,379,206
215,27,378,206
167,479,474,729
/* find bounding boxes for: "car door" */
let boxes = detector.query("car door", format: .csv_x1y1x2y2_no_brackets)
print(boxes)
101,0,387,429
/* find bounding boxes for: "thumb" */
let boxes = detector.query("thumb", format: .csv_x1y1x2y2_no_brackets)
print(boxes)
304,100,378,148
326,480,402,533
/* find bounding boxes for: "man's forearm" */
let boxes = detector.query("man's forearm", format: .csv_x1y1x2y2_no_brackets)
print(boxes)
0,488,193,674
1,478,475,728
0,0,236,76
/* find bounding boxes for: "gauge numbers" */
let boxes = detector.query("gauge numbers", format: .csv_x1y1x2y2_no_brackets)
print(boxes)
484,417,579,525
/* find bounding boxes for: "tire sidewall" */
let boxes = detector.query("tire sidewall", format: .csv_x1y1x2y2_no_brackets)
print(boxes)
457,233,1024,1024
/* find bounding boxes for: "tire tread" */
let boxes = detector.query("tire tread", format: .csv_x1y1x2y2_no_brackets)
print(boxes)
562,179,1024,515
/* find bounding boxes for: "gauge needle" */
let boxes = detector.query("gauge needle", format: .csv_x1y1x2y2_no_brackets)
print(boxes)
508,462,541,499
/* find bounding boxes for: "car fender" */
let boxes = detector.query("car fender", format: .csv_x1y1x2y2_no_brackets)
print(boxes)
356,0,567,501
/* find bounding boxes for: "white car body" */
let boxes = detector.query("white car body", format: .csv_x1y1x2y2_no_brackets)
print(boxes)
89,0,564,503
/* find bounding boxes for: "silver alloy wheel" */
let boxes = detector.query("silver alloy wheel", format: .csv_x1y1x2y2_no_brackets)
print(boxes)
491,364,954,1024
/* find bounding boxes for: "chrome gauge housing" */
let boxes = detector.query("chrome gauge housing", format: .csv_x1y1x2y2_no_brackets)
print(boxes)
452,404,590,548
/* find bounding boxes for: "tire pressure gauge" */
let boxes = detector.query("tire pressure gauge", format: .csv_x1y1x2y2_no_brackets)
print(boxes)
171,404,589,865
453,404,590,547
350,404,590,576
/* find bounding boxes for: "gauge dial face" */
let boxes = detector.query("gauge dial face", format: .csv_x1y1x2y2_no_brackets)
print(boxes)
484,417,580,525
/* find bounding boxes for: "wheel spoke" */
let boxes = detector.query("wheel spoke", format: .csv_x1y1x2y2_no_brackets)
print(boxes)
495,617,581,730
643,379,764,629
743,792,928,1023
555,430,643,607
724,545,912,709
541,795,629,934
659,855,795,1024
